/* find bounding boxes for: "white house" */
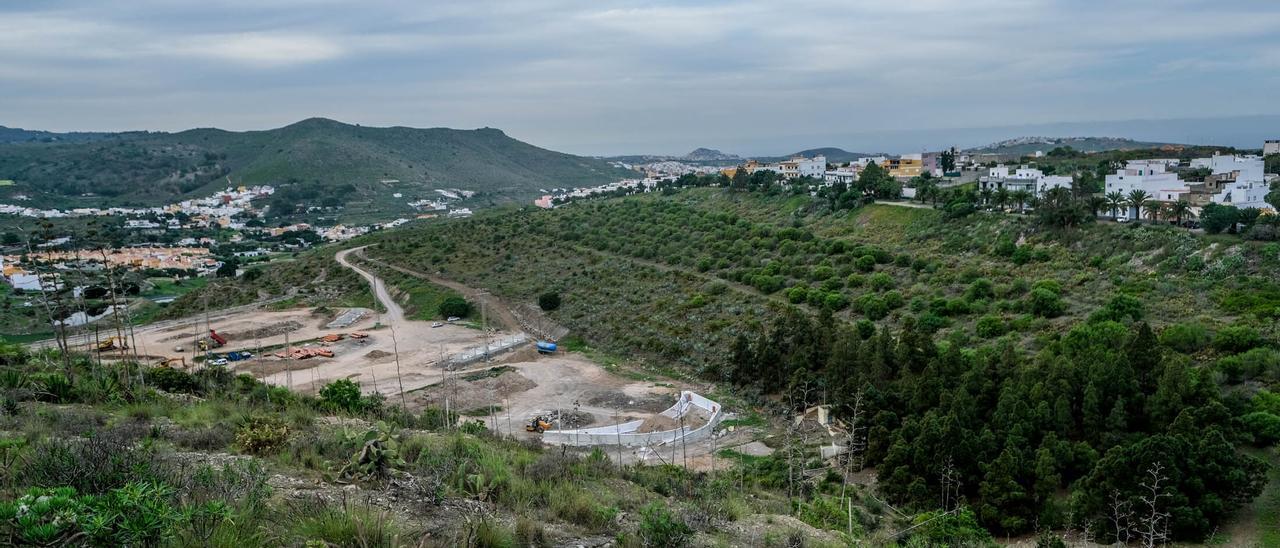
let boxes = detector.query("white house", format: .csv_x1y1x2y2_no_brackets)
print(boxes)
1211,181,1272,211
778,155,826,180
1265,140,1280,156
1104,160,1189,219
823,166,860,186
1191,154,1265,183
979,165,1073,198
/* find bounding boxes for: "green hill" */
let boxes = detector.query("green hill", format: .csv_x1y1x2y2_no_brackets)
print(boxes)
0,118,635,219
966,136,1176,156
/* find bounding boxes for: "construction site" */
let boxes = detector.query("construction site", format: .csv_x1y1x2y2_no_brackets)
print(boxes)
43,246,753,469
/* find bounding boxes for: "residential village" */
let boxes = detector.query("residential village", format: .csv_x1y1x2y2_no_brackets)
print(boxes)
537,143,1278,229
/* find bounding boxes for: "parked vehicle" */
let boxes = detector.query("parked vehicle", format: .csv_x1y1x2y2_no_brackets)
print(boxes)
432,322,444,328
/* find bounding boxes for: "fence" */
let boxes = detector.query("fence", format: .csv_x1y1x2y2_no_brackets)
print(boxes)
541,390,724,447
447,334,529,367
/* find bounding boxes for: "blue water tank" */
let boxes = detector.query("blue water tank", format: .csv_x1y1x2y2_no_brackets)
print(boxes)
536,341,557,353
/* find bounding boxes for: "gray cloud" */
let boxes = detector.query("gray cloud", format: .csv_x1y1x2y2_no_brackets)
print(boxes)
0,0,1276,154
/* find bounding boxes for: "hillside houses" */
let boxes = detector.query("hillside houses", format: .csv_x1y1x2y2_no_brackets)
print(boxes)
979,165,1073,197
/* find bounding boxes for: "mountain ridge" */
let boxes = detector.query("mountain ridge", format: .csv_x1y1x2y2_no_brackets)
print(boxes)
0,118,635,219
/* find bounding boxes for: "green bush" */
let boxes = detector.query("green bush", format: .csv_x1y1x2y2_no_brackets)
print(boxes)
1242,412,1280,446
439,296,472,318
319,379,365,412
868,273,894,291
855,255,876,272
637,501,692,548
537,292,561,311
1159,323,1210,353
1027,288,1064,318
146,367,200,394
21,427,161,495
0,482,187,546
1214,325,1264,354
235,416,290,455
976,315,1007,338
1089,294,1143,323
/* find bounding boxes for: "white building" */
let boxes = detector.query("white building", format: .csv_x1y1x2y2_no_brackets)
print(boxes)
823,166,860,186
1264,140,1280,156
1104,160,1189,219
979,165,1073,198
1211,181,1272,211
1191,154,1265,183
778,155,826,180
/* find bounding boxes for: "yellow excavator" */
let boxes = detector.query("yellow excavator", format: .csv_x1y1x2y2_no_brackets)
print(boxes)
525,416,552,433
97,337,126,352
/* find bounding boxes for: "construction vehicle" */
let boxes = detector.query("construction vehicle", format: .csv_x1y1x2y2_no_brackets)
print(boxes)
525,415,552,433
198,329,228,352
155,357,186,368
97,337,126,352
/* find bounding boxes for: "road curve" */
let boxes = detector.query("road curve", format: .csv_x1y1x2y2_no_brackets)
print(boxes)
334,246,405,325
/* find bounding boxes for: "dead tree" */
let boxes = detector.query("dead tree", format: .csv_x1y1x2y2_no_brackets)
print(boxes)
1137,463,1171,548
1108,489,1134,545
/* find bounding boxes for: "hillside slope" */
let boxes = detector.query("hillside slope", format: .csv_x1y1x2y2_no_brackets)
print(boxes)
966,136,1175,155
0,118,634,216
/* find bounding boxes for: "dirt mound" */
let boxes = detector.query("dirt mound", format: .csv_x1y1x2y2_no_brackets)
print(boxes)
587,391,673,413
555,410,596,429
223,321,304,340
638,414,680,433
364,350,392,359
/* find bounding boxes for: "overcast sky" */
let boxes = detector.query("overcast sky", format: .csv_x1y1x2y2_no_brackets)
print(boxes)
2,0,1277,155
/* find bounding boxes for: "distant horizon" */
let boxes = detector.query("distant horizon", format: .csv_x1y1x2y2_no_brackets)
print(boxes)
4,112,1276,159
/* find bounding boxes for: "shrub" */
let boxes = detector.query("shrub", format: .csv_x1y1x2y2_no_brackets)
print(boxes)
855,255,876,272
1159,323,1211,353
786,286,809,304
1089,294,1143,323
537,292,561,311
966,278,995,301
994,238,1016,257
637,501,692,548
1012,246,1033,265
868,273,894,292
1215,348,1280,382
235,416,289,455
1214,325,1264,354
822,293,849,311
438,296,471,318
146,367,200,394
1242,412,1280,446
976,315,1007,338
515,516,548,547
855,320,875,339
22,427,159,494
1027,288,1064,318
319,379,365,412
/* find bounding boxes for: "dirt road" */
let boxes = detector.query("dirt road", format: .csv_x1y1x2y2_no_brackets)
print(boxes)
336,246,403,323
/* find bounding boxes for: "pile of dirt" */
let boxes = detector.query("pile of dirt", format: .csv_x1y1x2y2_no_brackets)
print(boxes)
555,410,596,429
637,414,680,433
223,321,304,340
588,391,674,413
364,350,392,360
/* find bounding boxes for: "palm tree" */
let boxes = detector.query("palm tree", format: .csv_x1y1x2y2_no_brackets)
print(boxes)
1105,191,1126,219
1146,200,1165,224
1126,189,1150,222
979,188,994,209
1169,199,1194,226
994,188,1011,211
1011,190,1031,213
1087,196,1107,218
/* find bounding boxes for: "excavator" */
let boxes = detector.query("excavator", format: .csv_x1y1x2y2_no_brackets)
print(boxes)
525,415,552,433
97,336,126,352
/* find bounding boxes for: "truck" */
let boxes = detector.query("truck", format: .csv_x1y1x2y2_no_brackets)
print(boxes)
535,341,557,354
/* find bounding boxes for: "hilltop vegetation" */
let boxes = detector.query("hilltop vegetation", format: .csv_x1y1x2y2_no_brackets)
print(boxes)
350,187,1280,542
0,118,634,218
967,136,1177,156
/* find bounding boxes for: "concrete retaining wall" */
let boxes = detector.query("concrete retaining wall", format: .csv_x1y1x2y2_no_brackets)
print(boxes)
542,391,723,447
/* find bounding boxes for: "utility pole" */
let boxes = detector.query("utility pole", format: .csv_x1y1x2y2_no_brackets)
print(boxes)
284,330,292,391
391,325,406,408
